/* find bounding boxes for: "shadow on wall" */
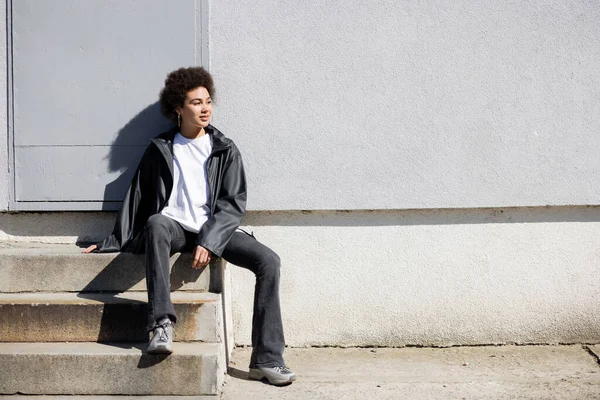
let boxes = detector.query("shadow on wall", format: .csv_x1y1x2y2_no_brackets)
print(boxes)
101,101,173,211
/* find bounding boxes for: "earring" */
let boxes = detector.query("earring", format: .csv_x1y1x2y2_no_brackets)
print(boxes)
177,113,181,127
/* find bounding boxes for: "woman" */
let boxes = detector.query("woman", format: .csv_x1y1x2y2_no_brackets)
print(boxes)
83,66,296,386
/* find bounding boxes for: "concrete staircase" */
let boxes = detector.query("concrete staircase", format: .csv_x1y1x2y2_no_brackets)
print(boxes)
0,243,232,396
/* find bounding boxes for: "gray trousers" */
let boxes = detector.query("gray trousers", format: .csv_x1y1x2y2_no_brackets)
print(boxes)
144,213,285,368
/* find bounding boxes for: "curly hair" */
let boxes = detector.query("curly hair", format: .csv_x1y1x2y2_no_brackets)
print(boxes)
159,66,215,122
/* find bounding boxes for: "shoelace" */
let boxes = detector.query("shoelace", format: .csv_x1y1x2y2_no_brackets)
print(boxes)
274,366,292,374
156,320,172,342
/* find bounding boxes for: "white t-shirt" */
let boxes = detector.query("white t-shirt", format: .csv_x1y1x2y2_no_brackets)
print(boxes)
161,132,213,233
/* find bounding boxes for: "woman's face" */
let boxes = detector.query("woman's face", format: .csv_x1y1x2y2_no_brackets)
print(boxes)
176,86,212,129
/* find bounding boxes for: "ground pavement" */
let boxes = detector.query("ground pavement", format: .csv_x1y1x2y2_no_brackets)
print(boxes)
222,344,600,399
2,344,599,399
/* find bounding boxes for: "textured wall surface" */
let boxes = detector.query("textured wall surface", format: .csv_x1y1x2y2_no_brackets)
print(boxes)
210,1,600,210
1,207,599,345
1,1,600,347
230,208,600,346
0,212,114,243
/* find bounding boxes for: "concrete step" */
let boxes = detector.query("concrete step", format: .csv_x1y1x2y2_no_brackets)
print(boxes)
0,396,217,399
0,243,225,293
0,342,225,396
0,292,223,342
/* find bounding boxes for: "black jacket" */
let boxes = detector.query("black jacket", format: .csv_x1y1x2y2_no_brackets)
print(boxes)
97,125,247,257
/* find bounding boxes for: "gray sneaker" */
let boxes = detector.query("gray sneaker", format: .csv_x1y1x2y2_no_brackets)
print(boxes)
147,317,173,354
248,366,297,386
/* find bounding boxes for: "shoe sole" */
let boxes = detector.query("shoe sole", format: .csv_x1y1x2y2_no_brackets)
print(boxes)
248,371,296,386
147,345,173,355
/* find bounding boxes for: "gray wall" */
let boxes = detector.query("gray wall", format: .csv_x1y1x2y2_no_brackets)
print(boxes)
3,1,599,212
210,0,600,211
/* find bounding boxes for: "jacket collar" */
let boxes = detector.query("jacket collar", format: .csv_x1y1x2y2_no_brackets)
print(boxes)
151,124,231,153
149,124,231,176
207,125,232,153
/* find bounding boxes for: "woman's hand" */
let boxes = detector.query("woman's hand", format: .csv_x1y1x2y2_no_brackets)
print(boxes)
192,245,212,269
82,244,98,254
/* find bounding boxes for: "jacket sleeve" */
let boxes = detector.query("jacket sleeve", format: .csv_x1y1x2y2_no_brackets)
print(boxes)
196,151,247,257
96,146,152,253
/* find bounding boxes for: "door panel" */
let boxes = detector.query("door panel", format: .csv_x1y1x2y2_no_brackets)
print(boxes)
15,145,147,201
11,0,204,207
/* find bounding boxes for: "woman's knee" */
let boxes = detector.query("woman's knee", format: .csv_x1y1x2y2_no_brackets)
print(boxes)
257,248,281,275
145,214,170,236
